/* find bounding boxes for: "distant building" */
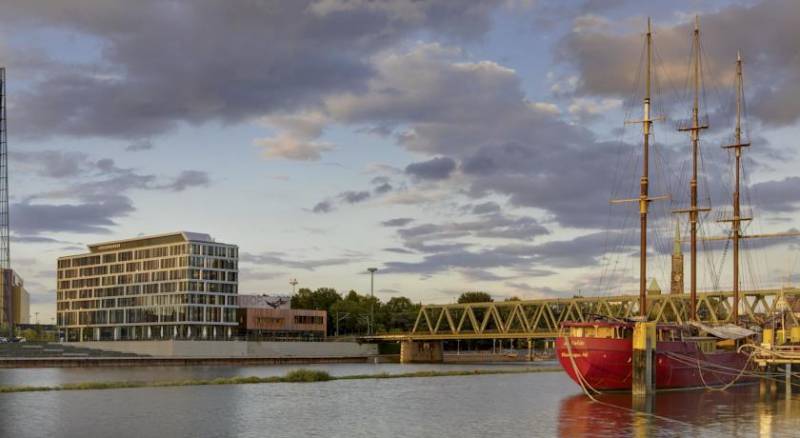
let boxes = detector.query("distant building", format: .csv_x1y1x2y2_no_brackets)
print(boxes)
13,281,29,325
237,294,326,339
56,232,238,341
1,269,28,327
237,294,291,309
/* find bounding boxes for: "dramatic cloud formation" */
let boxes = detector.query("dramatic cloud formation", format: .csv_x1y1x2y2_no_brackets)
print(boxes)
12,196,135,235
405,157,457,181
4,0,497,140
558,0,800,126
12,152,211,234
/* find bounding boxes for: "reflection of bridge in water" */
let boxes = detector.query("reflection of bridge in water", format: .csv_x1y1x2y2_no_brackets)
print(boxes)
364,288,800,363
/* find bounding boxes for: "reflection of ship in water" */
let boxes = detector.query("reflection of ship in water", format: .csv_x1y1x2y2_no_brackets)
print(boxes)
557,384,800,437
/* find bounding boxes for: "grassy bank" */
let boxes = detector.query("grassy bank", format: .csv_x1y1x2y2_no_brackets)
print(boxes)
0,366,560,394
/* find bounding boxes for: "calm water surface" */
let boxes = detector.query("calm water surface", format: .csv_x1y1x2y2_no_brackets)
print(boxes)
0,363,797,437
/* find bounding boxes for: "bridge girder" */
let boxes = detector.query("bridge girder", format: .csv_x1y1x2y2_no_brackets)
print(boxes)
369,288,800,341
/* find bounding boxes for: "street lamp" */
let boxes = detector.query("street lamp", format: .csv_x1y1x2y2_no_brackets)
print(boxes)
367,267,377,335
289,278,298,294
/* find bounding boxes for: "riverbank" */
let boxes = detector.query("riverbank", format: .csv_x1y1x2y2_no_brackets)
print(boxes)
0,366,561,393
0,355,378,368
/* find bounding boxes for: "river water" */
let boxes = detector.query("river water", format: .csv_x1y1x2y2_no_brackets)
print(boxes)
0,362,797,437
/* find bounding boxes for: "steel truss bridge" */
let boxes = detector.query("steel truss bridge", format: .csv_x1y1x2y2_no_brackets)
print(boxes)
369,288,800,342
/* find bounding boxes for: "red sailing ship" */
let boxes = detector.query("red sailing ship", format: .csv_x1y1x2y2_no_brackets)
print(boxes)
556,321,754,390
555,17,781,391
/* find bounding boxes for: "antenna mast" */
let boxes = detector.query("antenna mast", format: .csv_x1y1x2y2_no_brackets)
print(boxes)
0,68,8,270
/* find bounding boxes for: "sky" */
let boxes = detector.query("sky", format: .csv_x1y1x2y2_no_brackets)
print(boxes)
2,0,800,323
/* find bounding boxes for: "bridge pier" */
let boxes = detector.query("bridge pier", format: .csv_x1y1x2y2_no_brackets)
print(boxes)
400,340,443,363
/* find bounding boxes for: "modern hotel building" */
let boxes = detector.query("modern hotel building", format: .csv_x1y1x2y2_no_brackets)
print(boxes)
56,232,238,341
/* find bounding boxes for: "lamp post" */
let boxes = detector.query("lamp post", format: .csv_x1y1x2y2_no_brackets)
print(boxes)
289,278,298,294
367,267,377,335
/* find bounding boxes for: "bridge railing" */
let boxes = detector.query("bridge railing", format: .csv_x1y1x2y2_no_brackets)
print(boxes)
397,288,800,340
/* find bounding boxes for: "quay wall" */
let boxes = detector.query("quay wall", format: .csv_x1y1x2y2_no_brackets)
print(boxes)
66,340,378,358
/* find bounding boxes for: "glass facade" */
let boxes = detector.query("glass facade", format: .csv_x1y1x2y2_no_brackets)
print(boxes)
56,232,238,341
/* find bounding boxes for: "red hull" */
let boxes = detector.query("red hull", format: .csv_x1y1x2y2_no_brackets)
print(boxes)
555,336,754,391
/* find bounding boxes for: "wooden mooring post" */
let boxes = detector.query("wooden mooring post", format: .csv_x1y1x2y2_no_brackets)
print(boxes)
632,321,656,395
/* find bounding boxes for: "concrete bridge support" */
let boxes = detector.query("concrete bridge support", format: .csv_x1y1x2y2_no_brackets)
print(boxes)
400,340,443,363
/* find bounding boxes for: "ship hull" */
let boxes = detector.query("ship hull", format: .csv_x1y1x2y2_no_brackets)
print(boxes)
555,336,753,391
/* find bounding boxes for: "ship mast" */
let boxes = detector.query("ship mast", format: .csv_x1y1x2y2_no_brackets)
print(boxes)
722,52,750,322
612,18,667,318
639,18,652,318
676,16,709,321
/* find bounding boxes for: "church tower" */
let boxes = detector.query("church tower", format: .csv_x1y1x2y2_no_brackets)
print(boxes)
671,222,684,294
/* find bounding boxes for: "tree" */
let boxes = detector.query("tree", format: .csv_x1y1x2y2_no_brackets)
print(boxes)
457,291,493,303
291,287,341,311
330,290,375,335
291,287,342,335
504,296,521,301
381,296,420,332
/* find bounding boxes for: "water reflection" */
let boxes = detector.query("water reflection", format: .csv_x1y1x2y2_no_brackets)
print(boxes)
557,383,800,437
0,361,550,387
0,370,798,437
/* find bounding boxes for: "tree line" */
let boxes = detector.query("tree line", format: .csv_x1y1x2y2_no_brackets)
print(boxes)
290,288,500,336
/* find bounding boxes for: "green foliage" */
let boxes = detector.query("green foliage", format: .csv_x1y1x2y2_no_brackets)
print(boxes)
291,287,342,311
283,369,332,382
457,291,494,304
290,287,420,335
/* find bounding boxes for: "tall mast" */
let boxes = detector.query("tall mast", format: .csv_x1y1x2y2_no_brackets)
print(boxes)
723,52,751,322
612,18,666,318
689,17,700,322
677,16,709,321
639,18,652,318
0,68,8,271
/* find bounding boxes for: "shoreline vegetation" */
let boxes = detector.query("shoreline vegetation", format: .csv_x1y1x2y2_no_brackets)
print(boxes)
0,367,561,394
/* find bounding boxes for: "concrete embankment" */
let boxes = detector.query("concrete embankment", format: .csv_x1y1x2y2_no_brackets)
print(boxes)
67,340,378,358
0,340,379,368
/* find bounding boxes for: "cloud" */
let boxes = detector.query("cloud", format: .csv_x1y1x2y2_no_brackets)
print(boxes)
395,212,550,254
382,229,632,276
339,190,371,204
12,152,211,234
157,170,210,192
5,0,498,140
10,235,69,244
284,43,632,228
126,139,154,152
558,0,800,126
12,150,91,178
405,156,457,181
750,177,800,213
241,251,353,271
383,247,415,254
238,267,286,282
256,135,334,161
11,196,134,235
312,200,333,214
374,182,393,194
381,217,414,227
472,201,501,215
